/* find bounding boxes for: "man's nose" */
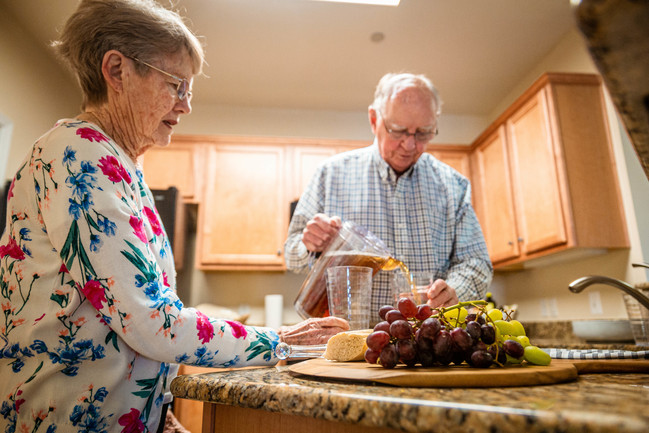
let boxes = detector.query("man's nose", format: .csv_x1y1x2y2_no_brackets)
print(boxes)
401,134,417,150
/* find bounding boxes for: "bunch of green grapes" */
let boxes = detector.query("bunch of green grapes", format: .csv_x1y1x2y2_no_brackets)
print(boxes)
364,298,551,369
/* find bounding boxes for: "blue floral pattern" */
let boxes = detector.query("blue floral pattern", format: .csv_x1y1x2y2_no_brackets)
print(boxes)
0,120,280,433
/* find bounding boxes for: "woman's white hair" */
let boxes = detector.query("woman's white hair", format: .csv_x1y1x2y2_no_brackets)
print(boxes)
53,0,205,110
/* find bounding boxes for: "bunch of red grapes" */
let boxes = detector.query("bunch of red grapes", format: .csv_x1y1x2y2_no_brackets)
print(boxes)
365,298,533,369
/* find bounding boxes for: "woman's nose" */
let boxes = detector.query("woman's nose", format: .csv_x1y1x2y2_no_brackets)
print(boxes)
177,96,191,114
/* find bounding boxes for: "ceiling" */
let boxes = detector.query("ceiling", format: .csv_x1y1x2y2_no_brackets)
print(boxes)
3,0,577,115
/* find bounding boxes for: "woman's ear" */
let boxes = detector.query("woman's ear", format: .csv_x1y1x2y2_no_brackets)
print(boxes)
101,50,126,94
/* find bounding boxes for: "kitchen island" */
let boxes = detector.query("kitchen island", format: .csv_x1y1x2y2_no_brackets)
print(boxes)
170,361,649,433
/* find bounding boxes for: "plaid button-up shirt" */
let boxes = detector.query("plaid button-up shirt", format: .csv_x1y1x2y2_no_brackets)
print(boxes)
284,142,493,316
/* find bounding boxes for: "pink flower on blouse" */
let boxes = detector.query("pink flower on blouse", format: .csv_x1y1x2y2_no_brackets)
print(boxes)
162,271,170,288
144,207,163,236
15,398,25,413
82,280,106,310
118,408,145,433
7,178,14,200
129,216,148,244
14,390,24,414
0,237,25,260
98,155,132,184
226,320,247,339
196,311,215,344
77,127,108,143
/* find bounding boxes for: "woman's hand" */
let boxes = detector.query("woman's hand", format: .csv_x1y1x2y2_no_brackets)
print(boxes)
278,316,349,345
427,279,459,309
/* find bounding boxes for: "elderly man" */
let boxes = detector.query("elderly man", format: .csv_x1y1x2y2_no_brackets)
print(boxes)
284,72,493,315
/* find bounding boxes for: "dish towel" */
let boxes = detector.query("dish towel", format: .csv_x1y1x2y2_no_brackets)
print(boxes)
542,348,649,359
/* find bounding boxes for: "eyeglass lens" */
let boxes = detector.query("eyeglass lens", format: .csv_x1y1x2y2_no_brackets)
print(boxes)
177,80,189,100
387,129,434,143
129,56,190,101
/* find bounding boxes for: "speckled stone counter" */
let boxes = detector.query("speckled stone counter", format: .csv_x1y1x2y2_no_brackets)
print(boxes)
171,361,649,433
524,320,642,348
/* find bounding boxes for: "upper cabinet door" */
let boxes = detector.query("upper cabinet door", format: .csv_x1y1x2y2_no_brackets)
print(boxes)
141,139,203,203
472,125,520,263
429,148,471,179
290,146,337,202
471,73,628,269
507,88,568,255
197,143,287,270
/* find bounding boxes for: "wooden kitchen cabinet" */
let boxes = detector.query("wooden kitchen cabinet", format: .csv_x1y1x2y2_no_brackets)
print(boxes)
289,141,472,202
471,73,629,269
195,137,368,270
507,87,568,255
197,139,288,270
288,139,370,201
141,138,204,203
141,139,203,269
291,145,336,201
172,365,222,433
471,125,519,263
428,146,471,179
142,134,472,271
334,141,371,155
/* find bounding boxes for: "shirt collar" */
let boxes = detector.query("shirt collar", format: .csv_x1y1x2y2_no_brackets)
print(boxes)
371,139,416,183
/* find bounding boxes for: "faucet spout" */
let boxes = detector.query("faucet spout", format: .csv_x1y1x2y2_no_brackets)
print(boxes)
568,275,649,310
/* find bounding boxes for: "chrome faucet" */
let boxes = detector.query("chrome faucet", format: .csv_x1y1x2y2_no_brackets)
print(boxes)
569,273,649,310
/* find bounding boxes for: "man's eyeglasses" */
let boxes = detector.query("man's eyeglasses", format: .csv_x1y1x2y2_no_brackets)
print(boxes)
380,113,438,144
128,56,192,101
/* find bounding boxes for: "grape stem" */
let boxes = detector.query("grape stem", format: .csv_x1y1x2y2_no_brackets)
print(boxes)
438,300,487,314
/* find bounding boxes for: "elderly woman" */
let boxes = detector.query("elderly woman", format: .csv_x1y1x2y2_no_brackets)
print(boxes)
0,1,347,432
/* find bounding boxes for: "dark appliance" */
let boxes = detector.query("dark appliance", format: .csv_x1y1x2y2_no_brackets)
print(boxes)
151,187,180,251
289,199,299,222
0,180,11,238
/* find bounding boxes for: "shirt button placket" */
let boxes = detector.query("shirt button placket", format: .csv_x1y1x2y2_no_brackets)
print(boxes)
392,179,409,261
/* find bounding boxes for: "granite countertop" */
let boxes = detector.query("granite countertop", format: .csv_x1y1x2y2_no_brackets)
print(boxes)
171,360,649,433
524,320,641,348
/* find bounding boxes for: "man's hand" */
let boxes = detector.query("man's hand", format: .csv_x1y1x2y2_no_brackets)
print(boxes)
302,214,342,252
278,316,350,345
427,279,459,309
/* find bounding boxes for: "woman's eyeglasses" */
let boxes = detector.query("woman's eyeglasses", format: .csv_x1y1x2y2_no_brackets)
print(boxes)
128,56,192,101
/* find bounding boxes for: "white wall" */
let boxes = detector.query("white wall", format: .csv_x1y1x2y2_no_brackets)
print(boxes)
176,102,486,144
619,121,649,279
0,5,81,182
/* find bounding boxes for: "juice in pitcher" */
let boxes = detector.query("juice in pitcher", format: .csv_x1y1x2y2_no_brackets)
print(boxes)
293,221,410,319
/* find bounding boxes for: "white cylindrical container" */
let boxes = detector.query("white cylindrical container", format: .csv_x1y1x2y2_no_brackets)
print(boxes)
265,294,284,329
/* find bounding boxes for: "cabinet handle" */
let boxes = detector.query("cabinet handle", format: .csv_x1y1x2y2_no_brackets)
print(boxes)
277,249,282,256
517,237,524,243
508,241,514,246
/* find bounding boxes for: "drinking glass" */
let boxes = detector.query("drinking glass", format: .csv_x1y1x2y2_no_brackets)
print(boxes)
326,266,373,330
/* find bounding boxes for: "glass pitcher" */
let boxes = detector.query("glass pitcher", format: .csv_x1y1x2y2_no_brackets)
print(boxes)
293,221,404,319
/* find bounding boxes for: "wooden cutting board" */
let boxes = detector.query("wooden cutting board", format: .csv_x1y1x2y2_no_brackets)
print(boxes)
288,358,578,387
554,358,649,374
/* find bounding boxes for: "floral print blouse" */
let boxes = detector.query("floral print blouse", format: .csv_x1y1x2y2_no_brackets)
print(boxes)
0,120,280,433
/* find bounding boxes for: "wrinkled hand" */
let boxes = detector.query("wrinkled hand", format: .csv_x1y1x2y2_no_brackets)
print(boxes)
302,214,342,252
426,279,459,309
278,316,350,345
